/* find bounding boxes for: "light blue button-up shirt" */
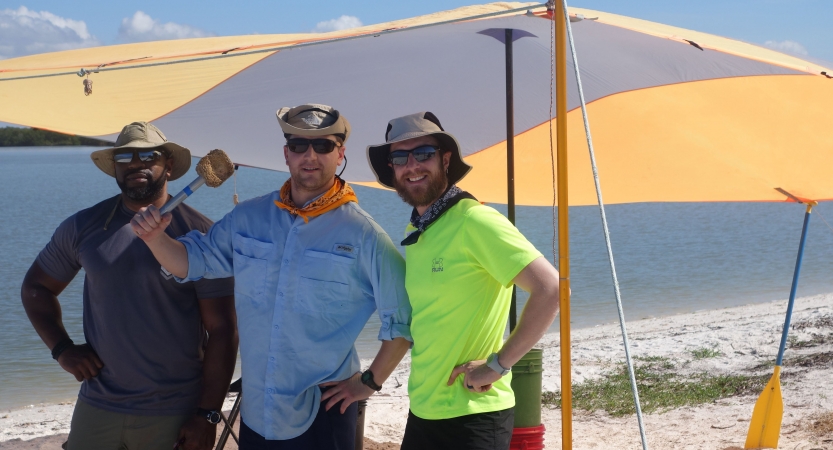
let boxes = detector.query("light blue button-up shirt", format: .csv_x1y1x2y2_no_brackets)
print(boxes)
177,191,411,440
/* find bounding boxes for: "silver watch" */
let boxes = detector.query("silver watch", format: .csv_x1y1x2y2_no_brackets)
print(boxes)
486,352,510,376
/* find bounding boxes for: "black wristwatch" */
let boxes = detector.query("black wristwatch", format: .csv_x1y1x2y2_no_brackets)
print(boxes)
360,369,382,392
196,407,222,424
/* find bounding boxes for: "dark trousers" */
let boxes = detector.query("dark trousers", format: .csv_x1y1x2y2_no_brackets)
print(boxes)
401,408,514,450
239,398,358,450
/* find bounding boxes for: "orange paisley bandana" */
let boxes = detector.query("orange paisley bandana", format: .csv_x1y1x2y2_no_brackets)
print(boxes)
274,177,358,223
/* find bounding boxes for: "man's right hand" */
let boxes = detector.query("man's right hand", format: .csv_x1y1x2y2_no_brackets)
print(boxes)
58,344,104,381
127,205,190,279
130,205,172,242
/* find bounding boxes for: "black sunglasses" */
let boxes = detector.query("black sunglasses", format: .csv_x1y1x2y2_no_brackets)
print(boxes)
113,150,164,164
286,138,340,154
388,145,439,166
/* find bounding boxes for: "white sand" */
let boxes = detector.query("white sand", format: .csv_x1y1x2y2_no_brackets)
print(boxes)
363,293,833,449
3,294,832,449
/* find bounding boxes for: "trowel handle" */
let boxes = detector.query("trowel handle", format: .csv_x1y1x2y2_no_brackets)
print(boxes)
160,176,206,215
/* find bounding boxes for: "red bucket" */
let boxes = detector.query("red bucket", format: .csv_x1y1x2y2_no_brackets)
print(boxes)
509,424,546,450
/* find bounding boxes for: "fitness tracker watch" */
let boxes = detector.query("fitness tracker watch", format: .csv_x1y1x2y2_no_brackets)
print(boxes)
486,352,511,377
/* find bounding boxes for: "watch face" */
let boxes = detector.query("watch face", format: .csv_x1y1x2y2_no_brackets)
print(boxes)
208,411,221,424
360,370,382,391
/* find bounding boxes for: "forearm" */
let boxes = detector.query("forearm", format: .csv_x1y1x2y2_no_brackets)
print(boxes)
367,337,410,385
21,283,70,349
146,234,190,279
20,263,69,350
498,291,560,368
197,324,239,410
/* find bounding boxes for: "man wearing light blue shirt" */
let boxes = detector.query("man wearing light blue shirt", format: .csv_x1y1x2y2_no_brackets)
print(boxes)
131,104,412,450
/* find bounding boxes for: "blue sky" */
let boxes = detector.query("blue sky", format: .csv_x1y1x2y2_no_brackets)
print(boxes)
1,0,831,63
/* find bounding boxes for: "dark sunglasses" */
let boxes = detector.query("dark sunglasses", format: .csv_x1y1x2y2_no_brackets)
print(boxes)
113,150,164,164
388,145,439,166
286,138,340,154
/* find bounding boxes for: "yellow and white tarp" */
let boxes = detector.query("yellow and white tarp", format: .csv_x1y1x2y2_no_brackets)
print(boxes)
2,2,832,205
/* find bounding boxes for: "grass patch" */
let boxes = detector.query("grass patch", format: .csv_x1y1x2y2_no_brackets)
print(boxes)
801,411,833,439
542,357,767,417
752,349,833,371
789,333,833,349
690,346,723,359
792,315,833,331
785,351,833,368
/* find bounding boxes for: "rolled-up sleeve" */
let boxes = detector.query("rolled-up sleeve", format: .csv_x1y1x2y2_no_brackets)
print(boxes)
369,231,412,342
177,211,236,282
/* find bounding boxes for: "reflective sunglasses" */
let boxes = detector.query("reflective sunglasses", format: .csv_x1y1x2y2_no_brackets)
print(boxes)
286,138,340,154
388,145,439,166
113,150,164,164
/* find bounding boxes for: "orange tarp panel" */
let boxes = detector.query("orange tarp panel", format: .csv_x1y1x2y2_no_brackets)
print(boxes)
457,75,833,205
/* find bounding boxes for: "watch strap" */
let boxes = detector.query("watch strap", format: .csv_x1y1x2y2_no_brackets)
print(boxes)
51,338,74,360
195,407,221,424
486,352,510,376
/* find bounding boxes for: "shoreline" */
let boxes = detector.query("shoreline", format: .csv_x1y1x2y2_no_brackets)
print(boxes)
3,293,832,448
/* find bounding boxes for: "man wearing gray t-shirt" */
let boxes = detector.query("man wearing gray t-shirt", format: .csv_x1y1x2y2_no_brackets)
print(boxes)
20,122,237,450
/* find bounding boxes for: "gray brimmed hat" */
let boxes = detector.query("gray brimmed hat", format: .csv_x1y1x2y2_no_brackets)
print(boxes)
367,112,472,189
276,104,351,143
90,121,191,180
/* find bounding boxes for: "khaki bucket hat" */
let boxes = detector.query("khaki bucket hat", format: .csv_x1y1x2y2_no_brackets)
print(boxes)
366,112,472,189
276,104,351,143
90,121,191,180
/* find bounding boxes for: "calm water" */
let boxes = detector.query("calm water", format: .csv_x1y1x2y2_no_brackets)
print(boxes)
2,146,832,410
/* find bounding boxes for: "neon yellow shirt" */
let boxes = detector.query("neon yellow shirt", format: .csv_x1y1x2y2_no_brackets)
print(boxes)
405,199,543,420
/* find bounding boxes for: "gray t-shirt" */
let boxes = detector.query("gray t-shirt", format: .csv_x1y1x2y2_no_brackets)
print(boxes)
36,195,234,415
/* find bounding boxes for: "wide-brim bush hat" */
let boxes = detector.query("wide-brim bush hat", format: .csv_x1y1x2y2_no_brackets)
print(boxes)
367,111,472,189
276,103,351,143
90,121,191,180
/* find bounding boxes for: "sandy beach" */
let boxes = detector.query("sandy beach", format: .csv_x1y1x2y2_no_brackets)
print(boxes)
2,293,831,449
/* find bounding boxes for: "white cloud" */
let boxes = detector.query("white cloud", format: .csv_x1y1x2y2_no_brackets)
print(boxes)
118,11,213,43
0,6,100,59
312,15,363,33
764,39,809,56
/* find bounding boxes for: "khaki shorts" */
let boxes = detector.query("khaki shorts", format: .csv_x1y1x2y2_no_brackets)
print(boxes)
66,400,191,450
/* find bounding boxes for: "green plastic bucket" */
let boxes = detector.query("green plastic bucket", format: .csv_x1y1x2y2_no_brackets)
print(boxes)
511,348,544,428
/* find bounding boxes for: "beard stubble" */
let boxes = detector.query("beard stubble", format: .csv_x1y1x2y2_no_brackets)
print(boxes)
392,161,448,209
116,170,167,203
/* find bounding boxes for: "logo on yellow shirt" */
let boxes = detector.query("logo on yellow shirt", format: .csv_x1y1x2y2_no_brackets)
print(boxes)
432,258,444,273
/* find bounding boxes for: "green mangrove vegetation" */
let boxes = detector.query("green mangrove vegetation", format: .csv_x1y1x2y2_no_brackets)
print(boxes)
0,127,113,147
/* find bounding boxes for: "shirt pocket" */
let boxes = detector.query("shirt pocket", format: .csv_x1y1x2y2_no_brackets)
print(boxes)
302,249,357,266
294,276,350,316
232,234,273,299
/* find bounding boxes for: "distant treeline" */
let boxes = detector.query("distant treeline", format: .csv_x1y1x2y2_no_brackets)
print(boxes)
0,127,114,147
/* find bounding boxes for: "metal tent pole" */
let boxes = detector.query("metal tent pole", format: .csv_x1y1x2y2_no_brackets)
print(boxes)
505,28,519,331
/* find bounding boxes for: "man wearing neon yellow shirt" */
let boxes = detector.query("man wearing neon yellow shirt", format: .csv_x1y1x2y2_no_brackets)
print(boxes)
367,112,561,450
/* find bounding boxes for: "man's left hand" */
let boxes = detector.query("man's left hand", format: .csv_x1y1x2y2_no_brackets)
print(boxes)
447,360,500,393
175,415,216,450
319,372,375,414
